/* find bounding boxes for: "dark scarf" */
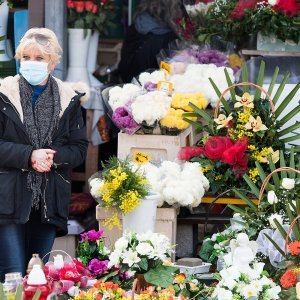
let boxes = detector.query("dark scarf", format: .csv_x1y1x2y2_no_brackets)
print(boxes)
19,75,61,209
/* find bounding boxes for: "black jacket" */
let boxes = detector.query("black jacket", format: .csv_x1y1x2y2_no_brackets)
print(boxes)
0,75,88,236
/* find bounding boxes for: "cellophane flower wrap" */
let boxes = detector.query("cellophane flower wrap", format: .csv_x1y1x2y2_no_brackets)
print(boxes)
89,156,150,229
112,106,140,135
66,0,115,35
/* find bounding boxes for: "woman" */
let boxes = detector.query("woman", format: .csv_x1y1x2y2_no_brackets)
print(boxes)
0,28,88,281
118,0,184,82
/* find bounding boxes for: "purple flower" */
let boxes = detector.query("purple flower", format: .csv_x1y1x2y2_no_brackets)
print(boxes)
80,229,104,242
88,259,109,276
188,49,229,67
144,81,157,91
112,106,140,135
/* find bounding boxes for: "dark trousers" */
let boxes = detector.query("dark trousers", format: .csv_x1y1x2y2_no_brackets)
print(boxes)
0,209,56,282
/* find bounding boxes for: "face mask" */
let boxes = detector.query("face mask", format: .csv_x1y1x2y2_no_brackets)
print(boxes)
19,61,49,85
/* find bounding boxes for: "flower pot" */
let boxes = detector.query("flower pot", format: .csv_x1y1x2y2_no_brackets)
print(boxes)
66,28,91,85
134,273,150,292
87,31,101,86
122,191,160,234
0,0,11,62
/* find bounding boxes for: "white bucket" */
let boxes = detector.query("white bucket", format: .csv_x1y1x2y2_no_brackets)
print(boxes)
122,191,160,234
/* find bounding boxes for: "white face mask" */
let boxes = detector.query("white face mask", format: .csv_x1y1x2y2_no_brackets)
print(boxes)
19,61,49,85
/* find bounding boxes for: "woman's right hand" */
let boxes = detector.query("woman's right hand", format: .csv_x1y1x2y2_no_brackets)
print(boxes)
31,149,56,172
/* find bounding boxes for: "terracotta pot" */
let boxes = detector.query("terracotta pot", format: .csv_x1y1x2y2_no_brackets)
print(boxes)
134,273,150,292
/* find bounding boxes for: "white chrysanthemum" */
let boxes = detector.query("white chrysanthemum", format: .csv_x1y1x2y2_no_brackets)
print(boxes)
89,178,103,198
114,236,129,250
240,284,259,299
138,70,166,86
107,250,122,268
131,91,171,125
108,84,141,111
136,242,154,256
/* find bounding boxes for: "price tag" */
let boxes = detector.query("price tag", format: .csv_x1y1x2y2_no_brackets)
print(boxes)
133,151,150,165
157,81,173,94
160,61,171,74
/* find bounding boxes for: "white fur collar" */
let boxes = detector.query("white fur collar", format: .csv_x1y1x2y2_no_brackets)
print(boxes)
0,75,89,122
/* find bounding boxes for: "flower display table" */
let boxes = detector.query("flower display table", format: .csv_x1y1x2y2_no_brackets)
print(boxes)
117,126,194,161
96,206,177,259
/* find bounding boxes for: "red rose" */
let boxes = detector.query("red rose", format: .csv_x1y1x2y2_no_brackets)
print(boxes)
101,0,109,4
221,137,248,166
85,1,94,11
274,0,300,16
67,0,75,9
74,1,85,13
178,146,205,161
229,0,260,19
92,3,99,13
204,136,234,160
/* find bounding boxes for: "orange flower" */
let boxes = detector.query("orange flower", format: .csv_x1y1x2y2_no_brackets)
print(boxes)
288,241,300,255
174,273,186,284
280,270,297,289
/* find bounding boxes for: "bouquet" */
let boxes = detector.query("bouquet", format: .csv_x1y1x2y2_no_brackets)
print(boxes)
108,231,176,288
66,0,115,35
138,161,209,208
179,62,299,195
76,229,111,277
89,156,150,229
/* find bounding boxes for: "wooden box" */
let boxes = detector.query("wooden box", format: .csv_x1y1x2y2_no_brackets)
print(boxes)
117,126,194,162
96,206,177,260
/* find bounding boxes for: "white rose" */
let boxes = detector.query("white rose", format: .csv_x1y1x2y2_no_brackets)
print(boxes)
268,214,283,229
267,190,278,205
268,0,278,6
296,282,300,299
282,178,295,190
136,242,153,256
114,237,129,250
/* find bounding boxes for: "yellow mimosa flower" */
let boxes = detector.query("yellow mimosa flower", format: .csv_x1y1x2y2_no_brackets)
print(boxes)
214,113,233,129
234,92,254,109
244,115,268,132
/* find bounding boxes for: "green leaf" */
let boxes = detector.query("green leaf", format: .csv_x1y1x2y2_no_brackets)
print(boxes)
243,174,260,198
279,105,300,126
254,61,265,100
199,240,215,262
278,122,300,137
182,117,202,129
264,233,285,256
209,78,231,115
241,63,249,92
232,188,257,209
275,218,291,245
268,154,280,187
267,66,279,96
280,134,300,144
224,68,235,101
275,83,300,118
139,257,148,271
0,283,5,300
272,72,290,106
15,285,23,300
98,270,119,282
188,102,212,123
255,161,273,192
289,147,295,174
227,204,247,215
144,265,178,288
32,289,42,300
286,205,300,240
279,150,287,178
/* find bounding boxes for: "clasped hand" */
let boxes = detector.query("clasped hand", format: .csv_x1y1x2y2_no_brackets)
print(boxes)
31,149,56,173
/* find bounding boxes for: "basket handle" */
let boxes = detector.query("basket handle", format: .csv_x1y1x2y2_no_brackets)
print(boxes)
131,278,140,300
214,82,275,119
258,167,300,206
285,215,300,256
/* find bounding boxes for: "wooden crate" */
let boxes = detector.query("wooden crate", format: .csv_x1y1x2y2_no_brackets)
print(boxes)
96,206,177,260
117,126,194,162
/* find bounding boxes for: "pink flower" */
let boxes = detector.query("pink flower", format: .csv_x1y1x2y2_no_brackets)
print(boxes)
74,1,85,13
178,146,205,161
80,229,104,242
85,1,94,11
88,259,109,276
67,0,75,9
92,3,99,13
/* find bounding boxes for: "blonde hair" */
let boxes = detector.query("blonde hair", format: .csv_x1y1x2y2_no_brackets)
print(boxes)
15,27,62,65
